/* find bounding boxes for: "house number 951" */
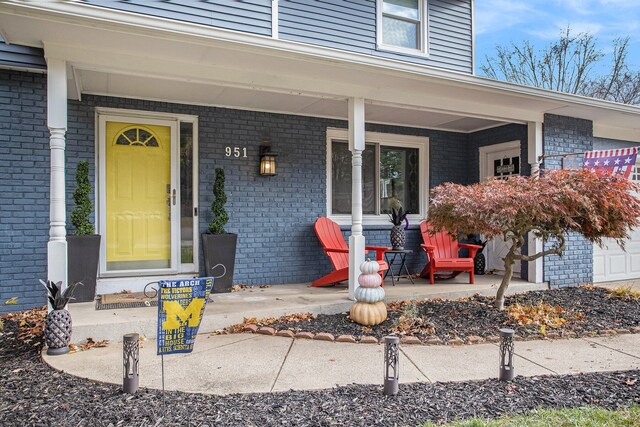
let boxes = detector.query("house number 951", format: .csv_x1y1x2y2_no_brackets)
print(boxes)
225,146,247,158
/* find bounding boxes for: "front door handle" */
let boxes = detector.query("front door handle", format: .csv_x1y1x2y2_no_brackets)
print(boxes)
172,189,176,205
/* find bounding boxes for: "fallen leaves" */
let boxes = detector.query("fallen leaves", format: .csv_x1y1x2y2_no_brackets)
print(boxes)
231,284,272,292
69,338,109,353
606,286,640,301
213,312,317,335
391,314,436,336
3,297,18,305
507,302,567,331
0,306,47,348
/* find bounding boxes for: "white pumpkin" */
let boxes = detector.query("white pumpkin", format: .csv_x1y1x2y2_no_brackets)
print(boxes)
350,301,387,326
355,286,385,303
358,272,382,288
360,259,380,275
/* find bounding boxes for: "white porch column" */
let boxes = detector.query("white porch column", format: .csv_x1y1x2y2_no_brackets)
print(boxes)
527,121,543,283
348,97,366,300
47,58,68,289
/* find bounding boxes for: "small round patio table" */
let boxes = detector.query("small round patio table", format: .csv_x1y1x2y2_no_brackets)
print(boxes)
383,249,414,286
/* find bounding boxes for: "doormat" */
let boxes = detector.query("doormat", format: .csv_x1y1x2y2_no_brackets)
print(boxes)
95,292,157,310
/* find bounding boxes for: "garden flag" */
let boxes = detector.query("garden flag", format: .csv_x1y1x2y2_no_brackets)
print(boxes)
583,147,638,179
157,278,213,355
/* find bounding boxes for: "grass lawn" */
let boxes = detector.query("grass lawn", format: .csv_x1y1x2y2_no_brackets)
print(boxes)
424,406,640,426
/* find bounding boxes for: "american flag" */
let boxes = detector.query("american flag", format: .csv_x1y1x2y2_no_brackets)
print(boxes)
583,147,638,179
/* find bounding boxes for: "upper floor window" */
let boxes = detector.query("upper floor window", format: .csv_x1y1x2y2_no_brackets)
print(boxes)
377,0,427,55
327,128,428,225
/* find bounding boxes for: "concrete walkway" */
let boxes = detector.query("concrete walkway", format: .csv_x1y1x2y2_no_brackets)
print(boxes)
44,333,640,395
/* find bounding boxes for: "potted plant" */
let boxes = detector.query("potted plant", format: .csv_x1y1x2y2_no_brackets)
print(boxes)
68,161,101,302
201,168,237,293
41,279,81,355
389,207,408,250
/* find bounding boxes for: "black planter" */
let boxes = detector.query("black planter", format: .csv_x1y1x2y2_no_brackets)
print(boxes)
201,233,237,293
67,235,101,303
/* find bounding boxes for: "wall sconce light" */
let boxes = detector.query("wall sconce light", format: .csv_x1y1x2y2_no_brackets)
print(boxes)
259,136,278,176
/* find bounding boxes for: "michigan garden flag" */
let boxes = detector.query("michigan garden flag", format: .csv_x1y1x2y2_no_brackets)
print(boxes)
157,278,213,355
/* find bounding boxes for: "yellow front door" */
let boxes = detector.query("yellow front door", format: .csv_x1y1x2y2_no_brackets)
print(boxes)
105,122,172,271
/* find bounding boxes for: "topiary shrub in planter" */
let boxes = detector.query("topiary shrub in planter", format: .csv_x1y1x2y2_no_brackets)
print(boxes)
68,161,101,303
201,168,237,293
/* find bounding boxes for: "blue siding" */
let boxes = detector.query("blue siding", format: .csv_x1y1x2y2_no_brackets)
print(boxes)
81,0,273,36
0,41,46,70
279,0,472,73
81,0,473,74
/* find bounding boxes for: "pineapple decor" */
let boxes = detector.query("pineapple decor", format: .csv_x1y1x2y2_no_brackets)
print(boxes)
389,207,408,250
40,280,81,355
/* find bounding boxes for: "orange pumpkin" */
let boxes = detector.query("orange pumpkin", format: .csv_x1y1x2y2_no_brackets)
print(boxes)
350,301,387,326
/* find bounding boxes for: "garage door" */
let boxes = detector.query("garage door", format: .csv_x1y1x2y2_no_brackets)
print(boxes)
593,162,640,283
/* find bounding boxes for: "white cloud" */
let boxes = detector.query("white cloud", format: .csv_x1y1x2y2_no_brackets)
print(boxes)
475,0,541,35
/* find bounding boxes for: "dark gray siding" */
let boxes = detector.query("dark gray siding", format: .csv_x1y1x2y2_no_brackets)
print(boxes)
0,40,46,70
81,0,273,36
279,0,472,73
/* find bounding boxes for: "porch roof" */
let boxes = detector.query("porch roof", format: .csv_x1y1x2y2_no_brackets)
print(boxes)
1,1,639,140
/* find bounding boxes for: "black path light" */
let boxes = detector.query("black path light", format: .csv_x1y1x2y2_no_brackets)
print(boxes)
123,333,140,394
499,328,515,381
384,335,400,396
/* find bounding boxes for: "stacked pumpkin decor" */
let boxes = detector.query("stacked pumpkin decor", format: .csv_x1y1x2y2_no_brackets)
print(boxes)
350,259,387,326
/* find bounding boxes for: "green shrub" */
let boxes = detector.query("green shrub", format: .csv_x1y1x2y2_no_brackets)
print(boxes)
208,168,229,234
70,161,94,236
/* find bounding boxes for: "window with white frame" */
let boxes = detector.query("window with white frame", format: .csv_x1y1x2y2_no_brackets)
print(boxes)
327,128,428,224
377,0,427,54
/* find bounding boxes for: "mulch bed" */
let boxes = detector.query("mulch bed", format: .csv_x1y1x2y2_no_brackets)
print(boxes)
0,326,639,426
0,294,639,426
240,287,640,344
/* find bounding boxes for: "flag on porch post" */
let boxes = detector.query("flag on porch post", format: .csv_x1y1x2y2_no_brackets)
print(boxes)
582,147,638,179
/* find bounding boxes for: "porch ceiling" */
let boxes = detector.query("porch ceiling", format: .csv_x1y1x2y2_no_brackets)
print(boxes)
1,1,639,139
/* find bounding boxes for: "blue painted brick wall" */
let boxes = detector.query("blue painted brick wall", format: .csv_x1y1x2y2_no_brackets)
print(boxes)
0,70,49,313
66,95,470,287
542,114,593,287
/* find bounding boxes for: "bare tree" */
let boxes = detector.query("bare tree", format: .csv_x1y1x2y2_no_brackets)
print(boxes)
480,27,640,105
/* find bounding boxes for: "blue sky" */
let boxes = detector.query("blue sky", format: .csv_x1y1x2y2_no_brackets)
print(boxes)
474,0,640,75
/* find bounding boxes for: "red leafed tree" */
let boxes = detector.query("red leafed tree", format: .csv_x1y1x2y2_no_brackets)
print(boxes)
428,169,640,310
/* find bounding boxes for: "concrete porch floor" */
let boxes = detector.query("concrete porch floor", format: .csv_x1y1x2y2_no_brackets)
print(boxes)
69,274,545,342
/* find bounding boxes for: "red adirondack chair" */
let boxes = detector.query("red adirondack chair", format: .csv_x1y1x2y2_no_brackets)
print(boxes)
312,217,390,287
419,221,481,285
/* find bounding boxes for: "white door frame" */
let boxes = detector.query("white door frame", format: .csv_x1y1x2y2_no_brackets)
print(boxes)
479,140,521,273
96,109,184,278
479,140,521,182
